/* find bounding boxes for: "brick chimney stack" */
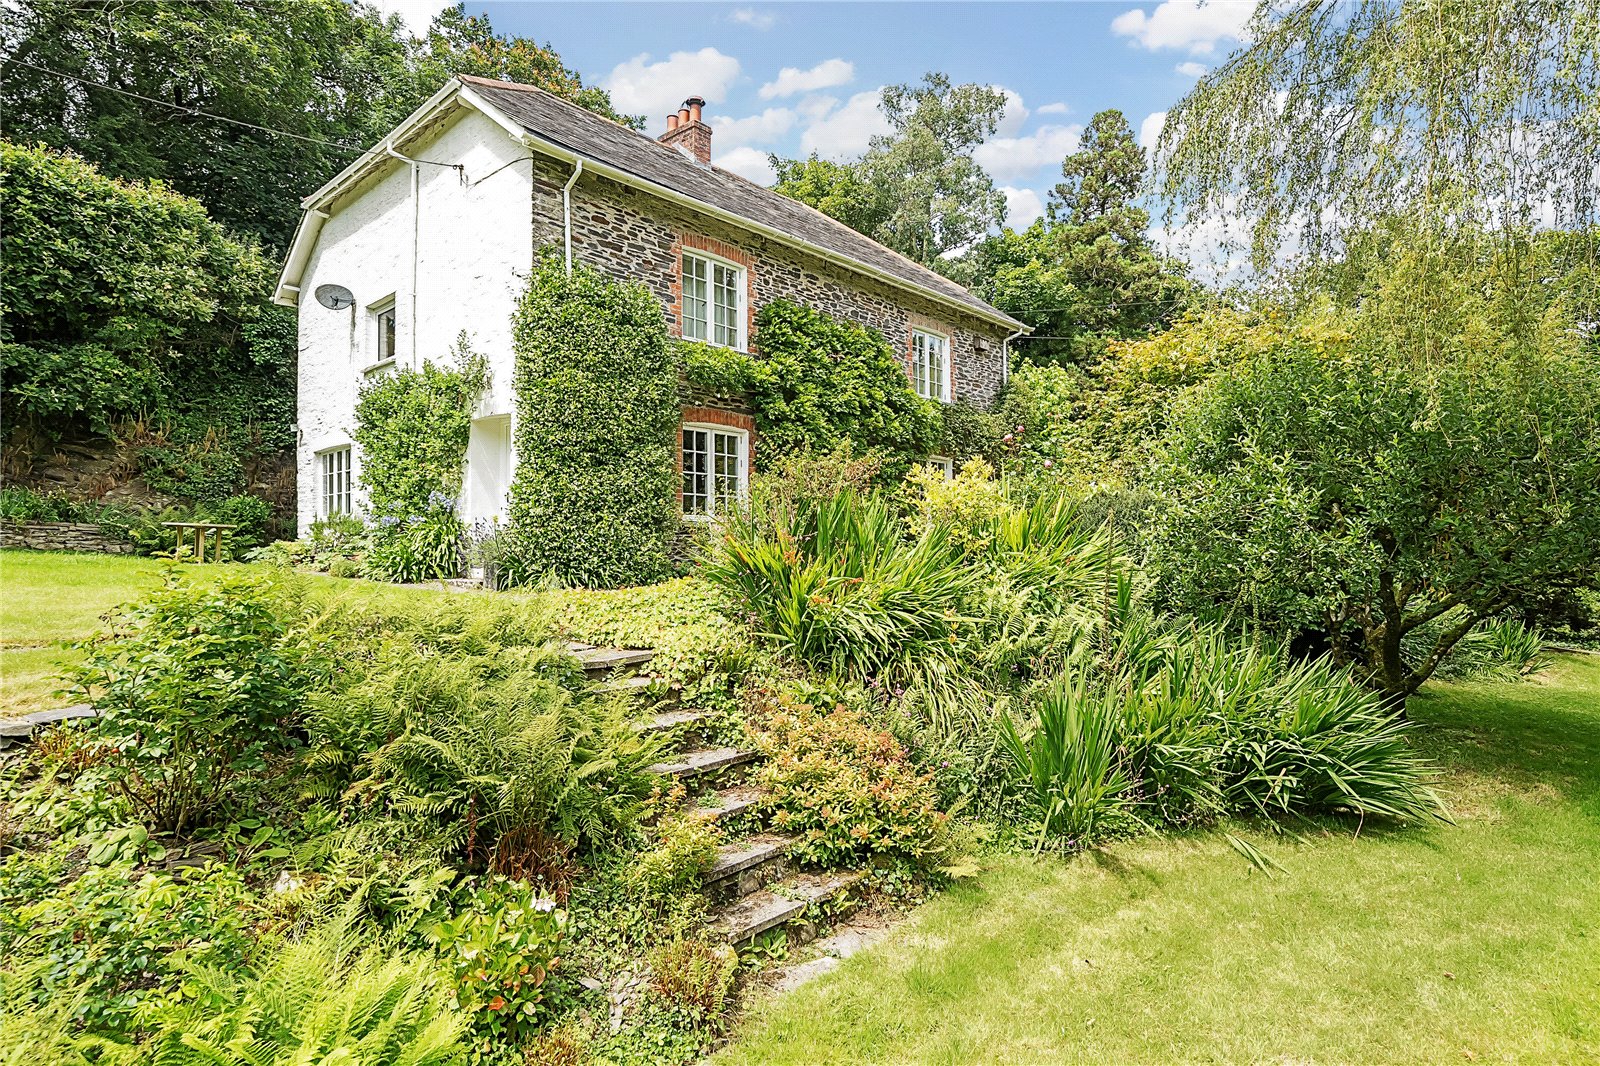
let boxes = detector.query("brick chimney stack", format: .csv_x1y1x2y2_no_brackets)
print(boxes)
658,95,711,164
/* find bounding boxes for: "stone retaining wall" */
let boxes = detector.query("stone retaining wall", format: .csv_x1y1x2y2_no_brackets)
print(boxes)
1,521,134,555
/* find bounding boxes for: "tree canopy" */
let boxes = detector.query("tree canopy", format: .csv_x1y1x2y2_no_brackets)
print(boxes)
772,74,1007,270
1,1,633,248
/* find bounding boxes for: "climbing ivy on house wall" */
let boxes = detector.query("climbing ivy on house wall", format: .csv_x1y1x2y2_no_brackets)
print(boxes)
679,301,945,480
507,258,680,588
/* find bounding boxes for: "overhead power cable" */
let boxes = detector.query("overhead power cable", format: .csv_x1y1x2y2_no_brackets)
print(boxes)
6,58,458,168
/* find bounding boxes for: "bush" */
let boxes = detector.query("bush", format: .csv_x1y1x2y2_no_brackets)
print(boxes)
8,862,261,1036
508,256,679,588
429,876,569,1047
996,612,1446,849
630,812,721,900
647,937,738,1020
704,489,975,681
748,690,951,869
364,495,466,583
200,493,274,553
70,570,319,835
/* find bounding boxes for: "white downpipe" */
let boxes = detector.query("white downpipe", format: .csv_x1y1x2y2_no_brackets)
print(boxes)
386,145,422,366
1001,325,1026,388
562,158,584,274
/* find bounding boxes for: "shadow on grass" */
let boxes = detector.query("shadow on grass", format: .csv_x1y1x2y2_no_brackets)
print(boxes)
1410,655,1600,808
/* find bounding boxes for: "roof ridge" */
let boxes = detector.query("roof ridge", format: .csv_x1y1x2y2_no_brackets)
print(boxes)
455,74,1023,329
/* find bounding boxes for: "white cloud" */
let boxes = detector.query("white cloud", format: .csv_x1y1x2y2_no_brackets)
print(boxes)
603,48,742,121
1036,102,1071,116
717,146,777,185
707,107,797,149
371,0,453,32
1111,0,1253,55
1000,186,1046,230
995,88,1029,137
727,7,775,30
1138,110,1168,151
973,124,1082,183
798,89,891,159
1175,60,1209,77
759,58,855,100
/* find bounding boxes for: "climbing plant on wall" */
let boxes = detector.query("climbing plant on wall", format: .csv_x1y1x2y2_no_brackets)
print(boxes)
506,257,679,588
730,300,942,479
352,336,486,581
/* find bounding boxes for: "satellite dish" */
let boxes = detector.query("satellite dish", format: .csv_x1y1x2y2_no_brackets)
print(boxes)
314,284,355,310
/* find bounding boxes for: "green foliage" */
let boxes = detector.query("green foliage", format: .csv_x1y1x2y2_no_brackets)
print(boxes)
2,1,633,247
748,690,951,868
146,932,465,1066
704,490,974,681
998,612,1446,850
0,143,274,436
8,862,260,1035
429,876,569,1046
1151,287,1600,701
772,74,1007,268
937,401,1006,465
629,813,721,900
647,937,738,1020
352,340,485,582
745,299,941,476
1409,613,1551,682
507,257,679,588
70,570,318,835
354,343,486,521
304,595,664,853
677,338,758,397
969,110,1193,367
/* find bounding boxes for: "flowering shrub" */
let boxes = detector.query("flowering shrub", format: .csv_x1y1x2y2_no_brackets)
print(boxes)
363,491,465,582
430,876,569,1048
747,692,950,868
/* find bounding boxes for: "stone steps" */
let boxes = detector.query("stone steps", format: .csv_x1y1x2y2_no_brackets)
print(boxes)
648,745,758,780
639,708,708,735
695,784,764,822
708,870,866,944
570,643,656,676
0,704,97,747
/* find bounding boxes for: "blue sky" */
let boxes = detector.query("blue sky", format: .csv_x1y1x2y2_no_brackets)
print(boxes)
381,1,1255,231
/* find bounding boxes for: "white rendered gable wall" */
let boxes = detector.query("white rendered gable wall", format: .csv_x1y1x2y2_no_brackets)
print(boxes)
294,106,533,532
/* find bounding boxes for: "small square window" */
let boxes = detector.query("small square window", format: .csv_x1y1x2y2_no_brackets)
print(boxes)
320,447,353,517
925,455,954,479
911,328,951,403
682,424,748,517
682,251,745,350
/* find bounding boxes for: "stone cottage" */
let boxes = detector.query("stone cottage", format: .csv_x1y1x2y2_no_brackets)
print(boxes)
274,74,1027,532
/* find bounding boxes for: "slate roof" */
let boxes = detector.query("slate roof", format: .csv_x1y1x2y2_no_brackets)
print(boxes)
458,75,1023,330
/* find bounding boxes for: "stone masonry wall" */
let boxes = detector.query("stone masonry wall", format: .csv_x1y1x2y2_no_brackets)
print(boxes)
2,522,133,555
529,160,1012,410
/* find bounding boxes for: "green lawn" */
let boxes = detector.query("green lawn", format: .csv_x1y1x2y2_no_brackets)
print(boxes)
0,550,460,716
722,656,1600,1064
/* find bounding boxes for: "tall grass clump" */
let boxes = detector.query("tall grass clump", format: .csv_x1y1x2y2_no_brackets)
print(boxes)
998,612,1447,849
703,489,976,681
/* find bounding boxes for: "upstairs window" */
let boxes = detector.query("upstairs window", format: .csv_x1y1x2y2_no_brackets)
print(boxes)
911,328,951,402
682,251,745,350
320,447,353,517
370,298,397,370
681,424,747,517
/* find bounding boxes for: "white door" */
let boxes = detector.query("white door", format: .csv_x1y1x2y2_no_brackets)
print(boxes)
464,415,513,524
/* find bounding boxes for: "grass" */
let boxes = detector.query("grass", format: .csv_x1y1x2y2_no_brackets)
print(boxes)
721,655,1600,1064
0,550,457,717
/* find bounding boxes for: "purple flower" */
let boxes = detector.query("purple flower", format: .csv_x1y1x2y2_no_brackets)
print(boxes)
1043,459,1054,469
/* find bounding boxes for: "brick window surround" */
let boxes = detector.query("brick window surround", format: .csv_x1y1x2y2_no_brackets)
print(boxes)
669,234,758,352
678,405,756,512
905,312,956,401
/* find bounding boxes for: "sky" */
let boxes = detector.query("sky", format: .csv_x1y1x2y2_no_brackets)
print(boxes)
376,0,1256,234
